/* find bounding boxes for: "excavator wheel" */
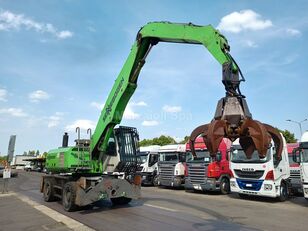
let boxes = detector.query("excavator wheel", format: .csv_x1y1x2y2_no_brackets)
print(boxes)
43,178,56,202
62,182,78,212
111,197,132,205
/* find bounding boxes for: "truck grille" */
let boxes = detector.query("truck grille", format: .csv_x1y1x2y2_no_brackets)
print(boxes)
158,163,175,181
187,162,207,184
290,170,300,179
234,170,264,179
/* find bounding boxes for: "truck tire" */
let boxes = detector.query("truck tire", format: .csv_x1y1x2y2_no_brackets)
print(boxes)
220,177,230,194
43,178,55,202
153,175,159,187
111,197,132,205
62,182,77,212
278,182,288,202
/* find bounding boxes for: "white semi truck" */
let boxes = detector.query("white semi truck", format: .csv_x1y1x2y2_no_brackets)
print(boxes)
230,136,290,201
157,144,187,188
138,145,160,186
292,131,308,200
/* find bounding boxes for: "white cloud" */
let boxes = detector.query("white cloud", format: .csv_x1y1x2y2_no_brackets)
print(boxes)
47,112,64,128
286,28,301,37
29,90,50,103
162,105,182,113
217,10,273,33
131,101,147,106
91,101,141,120
123,104,140,120
65,119,95,131
142,120,159,126
90,101,104,110
0,10,73,39
0,88,8,101
0,107,27,117
244,40,258,48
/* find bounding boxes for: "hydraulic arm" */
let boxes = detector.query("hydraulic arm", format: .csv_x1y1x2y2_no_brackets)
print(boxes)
90,21,283,166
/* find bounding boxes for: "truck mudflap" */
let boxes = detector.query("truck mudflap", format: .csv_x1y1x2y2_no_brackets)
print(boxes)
75,177,141,206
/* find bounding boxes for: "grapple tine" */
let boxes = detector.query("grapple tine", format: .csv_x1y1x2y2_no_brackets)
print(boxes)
240,119,270,158
189,124,209,157
239,136,256,159
203,120,226,156
263,124,283,160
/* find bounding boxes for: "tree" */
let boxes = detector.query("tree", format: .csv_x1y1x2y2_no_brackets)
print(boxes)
139,135,176,146
179,136,190,144
35,150,40,156
276,128,297,143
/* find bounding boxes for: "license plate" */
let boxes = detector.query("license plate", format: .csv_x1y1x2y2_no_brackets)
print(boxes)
246,183,252,187
193,184,201,190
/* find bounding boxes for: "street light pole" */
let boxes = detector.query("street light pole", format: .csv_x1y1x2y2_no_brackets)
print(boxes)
286,119,307,138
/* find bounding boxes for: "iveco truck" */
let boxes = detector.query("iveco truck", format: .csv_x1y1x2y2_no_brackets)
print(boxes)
157,144,187,188
292,131,308,200
138,145,160,186
230,137,290,201
185,137,232,194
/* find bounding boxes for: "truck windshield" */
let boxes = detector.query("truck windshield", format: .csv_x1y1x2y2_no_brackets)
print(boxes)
186,150,211,162
301,149,308,163
138,152,149,163
159,152,179,162
231,145,271,163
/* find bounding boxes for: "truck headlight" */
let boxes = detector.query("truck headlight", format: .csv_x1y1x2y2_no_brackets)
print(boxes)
264,184,272,190
230,181,236,188
206,178,215,184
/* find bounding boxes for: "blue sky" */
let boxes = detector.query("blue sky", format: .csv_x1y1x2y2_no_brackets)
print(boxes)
0,0,307,155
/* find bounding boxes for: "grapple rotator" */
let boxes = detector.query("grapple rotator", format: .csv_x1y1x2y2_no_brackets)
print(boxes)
189,62,283,160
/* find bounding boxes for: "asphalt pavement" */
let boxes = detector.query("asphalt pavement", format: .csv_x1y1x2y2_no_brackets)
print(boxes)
2,171,308,231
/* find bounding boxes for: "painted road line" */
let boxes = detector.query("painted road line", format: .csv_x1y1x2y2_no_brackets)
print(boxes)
144,203,178,212
16,193,94,231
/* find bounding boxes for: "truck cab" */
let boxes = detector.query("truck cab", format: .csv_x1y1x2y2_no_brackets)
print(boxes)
138,145,160,186
230,136,290,201
185,137,232,194
157,144,187,188
287,143,302,194
292,131,308,200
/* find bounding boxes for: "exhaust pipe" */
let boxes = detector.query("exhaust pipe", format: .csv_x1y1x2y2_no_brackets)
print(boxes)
62,132,69,147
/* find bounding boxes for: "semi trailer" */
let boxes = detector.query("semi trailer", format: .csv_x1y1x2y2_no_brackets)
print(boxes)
157,144,187,188
230,137,290,201
185,137,232,194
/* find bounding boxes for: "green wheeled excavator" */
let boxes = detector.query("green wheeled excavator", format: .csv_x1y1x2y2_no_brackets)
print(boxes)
41,21,282,211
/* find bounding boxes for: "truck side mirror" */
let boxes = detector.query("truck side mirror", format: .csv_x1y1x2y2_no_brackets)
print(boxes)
216,152,222,162
292,148,300,163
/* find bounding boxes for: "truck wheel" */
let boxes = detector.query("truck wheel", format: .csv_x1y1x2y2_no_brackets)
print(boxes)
153,175,159,187
43,178,55,202
220,178,230,194
62,182,77,211
111,197,132,205
278,182,288,202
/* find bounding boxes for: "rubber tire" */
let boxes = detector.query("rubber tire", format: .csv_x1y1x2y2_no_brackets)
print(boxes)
220,178,230,195
153,175,159,187
62,182,77,212
278,182,288,202
43,178,55,202
111,197,132,205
